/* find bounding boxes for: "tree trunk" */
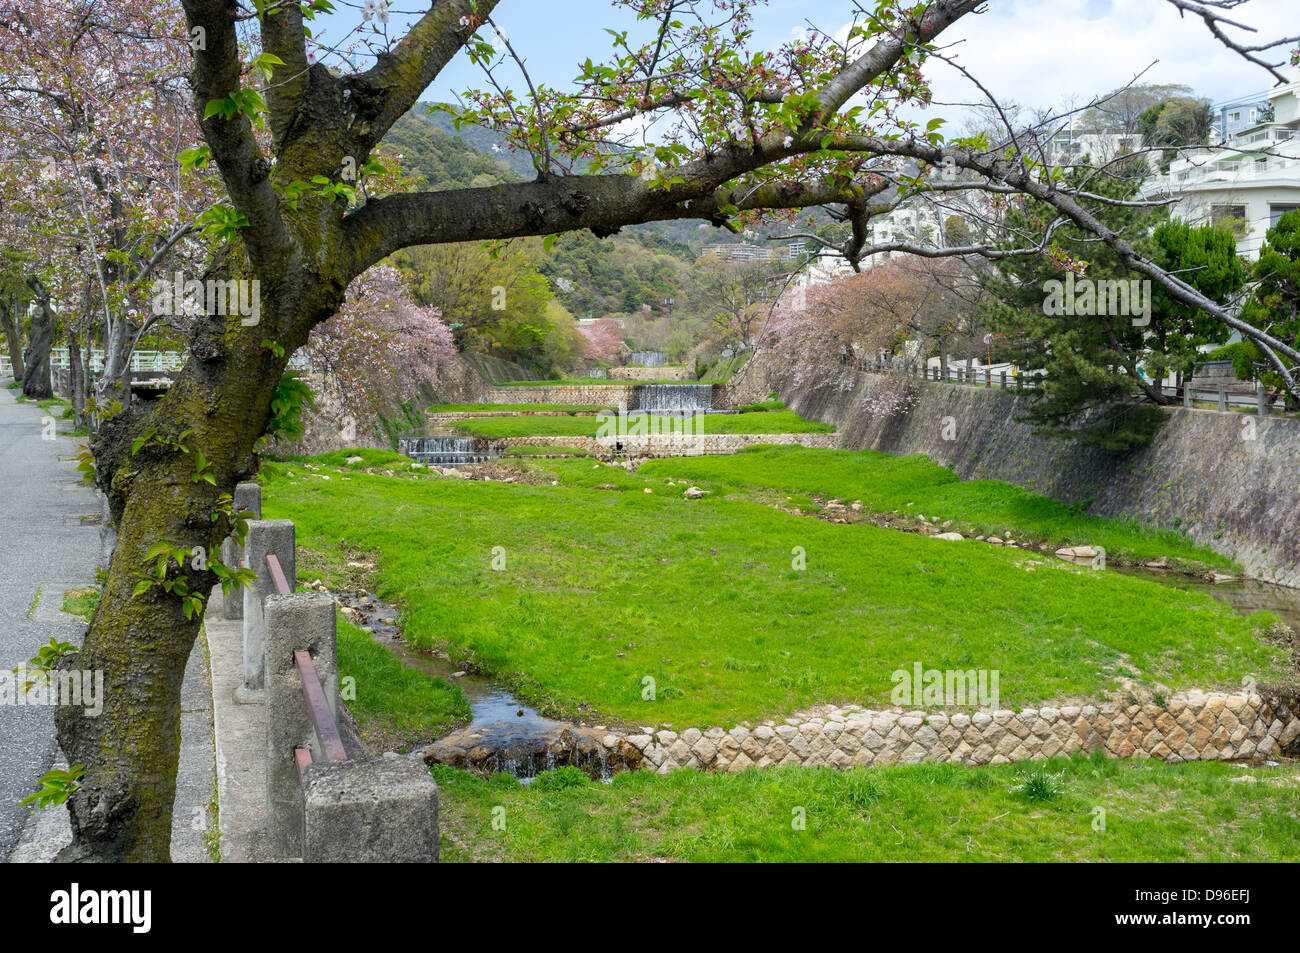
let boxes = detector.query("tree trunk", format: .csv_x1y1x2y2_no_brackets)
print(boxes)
56,246,345,860
96,312,135,408
2,296,25,382
69,329,86,423
22,298,55,400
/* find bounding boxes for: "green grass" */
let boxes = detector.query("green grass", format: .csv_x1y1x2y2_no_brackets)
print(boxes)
336,614,469,752
730,399,785,413
429,403,612,414
36,397,75,420
261,453,1288,728
278,447,411,469
638,446,1235,568
433,755,1300,862
699,352,751,383
61,587,100,620
449,410,833,438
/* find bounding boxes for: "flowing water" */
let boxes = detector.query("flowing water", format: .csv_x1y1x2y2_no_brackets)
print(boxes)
398,436,494,467
1115,568,1300,631
334,590,618,781
634,383,714,413
629,350,668,367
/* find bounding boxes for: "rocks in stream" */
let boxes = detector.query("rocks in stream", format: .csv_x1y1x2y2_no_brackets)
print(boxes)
419,724,643,779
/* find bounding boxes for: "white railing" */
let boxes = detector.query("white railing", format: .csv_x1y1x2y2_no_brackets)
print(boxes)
3,350,313,379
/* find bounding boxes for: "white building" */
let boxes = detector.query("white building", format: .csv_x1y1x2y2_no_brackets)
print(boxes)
1143,71,1300,260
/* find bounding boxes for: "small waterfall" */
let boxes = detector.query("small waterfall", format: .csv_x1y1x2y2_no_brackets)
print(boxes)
630,349,667,367
634,383,714,413
398,436,492,467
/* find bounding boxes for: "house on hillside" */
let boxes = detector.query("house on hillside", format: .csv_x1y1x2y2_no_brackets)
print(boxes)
1143,70,1300,260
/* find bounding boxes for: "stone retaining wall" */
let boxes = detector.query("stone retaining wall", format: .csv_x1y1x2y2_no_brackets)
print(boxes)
487,384,638,406
490,432,844,459
484,382,730,410
731,353,1300,588
622,691,1300,774
609,366,694,381
424,690,1300,777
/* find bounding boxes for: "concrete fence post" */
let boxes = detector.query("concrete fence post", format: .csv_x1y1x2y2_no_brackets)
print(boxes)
302,755,440,863
221,482,262,620
984,368,991,388
999,371,1007,390
264,591,337,858
1183,386,1192,408
242,519,295,691
1257,384,1269,416
1217,384,1227,412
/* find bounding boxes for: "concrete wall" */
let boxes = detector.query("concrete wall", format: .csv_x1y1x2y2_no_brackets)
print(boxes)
732,353,1300,587
484,382,729,410
609,366,694,381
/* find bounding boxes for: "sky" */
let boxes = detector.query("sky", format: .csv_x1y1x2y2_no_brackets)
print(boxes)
310,0,1297,124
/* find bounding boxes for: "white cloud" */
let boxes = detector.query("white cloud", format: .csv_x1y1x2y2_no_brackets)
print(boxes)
915,0,1296,122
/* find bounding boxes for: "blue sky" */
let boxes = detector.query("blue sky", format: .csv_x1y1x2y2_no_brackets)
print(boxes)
308,0,1293,123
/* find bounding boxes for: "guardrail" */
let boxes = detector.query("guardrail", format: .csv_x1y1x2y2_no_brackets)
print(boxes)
872,358,1287,415
262,551,348,776
0,350,314,379
227,488,439,863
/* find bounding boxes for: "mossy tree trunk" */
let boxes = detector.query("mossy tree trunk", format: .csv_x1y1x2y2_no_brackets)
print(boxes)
21,295,54,400
1,295,24,382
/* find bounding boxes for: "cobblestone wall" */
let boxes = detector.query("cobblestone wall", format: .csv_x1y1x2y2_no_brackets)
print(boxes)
621,692,1300,773
423,690,1300,777
609,366,694,381
485,384,638,406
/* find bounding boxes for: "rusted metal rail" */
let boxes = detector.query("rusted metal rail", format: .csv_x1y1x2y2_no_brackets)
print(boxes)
266,552,347,777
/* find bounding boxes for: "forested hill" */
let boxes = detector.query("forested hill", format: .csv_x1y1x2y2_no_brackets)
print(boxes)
384,110,519,191
388,105,814,255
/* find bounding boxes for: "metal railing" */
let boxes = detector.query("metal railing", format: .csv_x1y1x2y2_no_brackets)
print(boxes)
879,358,1287,414
1,349,314,375
264,551,347,778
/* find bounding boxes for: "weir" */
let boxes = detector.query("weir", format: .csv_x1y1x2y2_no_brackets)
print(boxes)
398,436,492,466
634,383,714,413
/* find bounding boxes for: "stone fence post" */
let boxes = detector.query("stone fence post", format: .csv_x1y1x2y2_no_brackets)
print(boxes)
222,482,261,620
1258,384,1269,417
242,519,295,691
264,591,337,858
302,755,440,863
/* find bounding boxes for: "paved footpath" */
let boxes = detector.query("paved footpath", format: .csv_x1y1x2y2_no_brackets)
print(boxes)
0,383,214,862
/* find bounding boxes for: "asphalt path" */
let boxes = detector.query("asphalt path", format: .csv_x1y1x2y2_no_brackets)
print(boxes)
0,385,99,859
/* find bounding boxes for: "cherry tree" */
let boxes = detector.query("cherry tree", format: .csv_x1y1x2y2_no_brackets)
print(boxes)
580,315,626,363
300,263,455,439
0,0,218,409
